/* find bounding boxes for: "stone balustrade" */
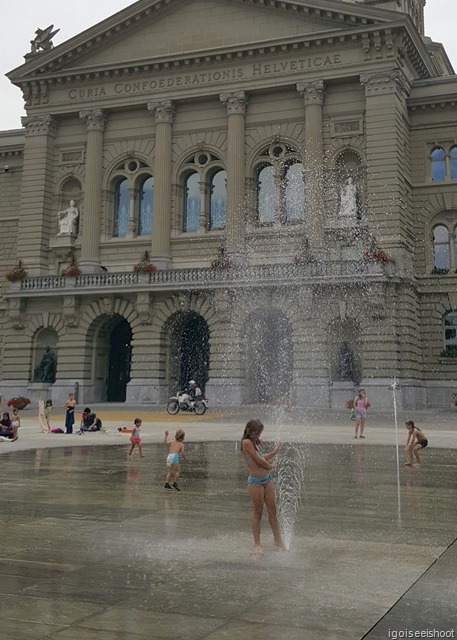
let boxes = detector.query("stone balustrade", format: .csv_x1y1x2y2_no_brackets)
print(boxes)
8,260,391,297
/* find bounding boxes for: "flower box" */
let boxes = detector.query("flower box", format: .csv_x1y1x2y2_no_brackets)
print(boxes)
133,250,157,274
7,396,31,410
6,261,27,282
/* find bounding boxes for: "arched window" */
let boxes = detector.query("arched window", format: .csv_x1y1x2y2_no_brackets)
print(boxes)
254,143,304,225
433,224,450,269
138,176,154,236
283,162,305,223
431,147,446,181
179,151,226,233
113,178,129,238
209,170,227,230
183,172,200,232
257,165,276,224
450,146,457,180
444,312,457,352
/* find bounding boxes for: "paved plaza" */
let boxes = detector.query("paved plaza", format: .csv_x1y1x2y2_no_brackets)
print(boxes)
0,405,456,639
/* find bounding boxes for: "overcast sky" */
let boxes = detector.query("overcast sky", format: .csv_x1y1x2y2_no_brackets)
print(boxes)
0,0,456,131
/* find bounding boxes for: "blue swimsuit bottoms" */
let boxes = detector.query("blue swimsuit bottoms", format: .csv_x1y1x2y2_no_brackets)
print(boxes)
248,474,272,486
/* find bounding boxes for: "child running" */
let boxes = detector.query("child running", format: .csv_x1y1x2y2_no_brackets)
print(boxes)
128,418,144,458
163,429,185,491
241,418,286,557
404,420,428,467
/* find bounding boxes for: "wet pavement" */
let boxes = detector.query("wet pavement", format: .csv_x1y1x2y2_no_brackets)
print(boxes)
1,432,456,639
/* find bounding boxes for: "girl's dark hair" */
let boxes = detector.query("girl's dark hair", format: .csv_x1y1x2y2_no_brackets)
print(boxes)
405,420,415,429
241,418,264,451
46,400,53,406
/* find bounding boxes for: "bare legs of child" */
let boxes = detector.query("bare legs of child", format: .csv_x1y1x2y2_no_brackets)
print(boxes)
248,481,286,557
164,463,180,491
405,443,422,467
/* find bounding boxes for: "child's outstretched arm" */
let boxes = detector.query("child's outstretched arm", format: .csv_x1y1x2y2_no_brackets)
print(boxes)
163,430,169,445
264,441,281,460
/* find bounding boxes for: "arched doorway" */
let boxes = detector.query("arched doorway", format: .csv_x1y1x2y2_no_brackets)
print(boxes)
107,318,132,402
245,311,293,404
167,312,210,394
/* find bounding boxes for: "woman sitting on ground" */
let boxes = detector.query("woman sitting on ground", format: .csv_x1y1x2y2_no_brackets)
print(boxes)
0,412,17,441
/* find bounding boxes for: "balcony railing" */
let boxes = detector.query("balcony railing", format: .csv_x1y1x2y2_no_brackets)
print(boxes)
8,260,392,296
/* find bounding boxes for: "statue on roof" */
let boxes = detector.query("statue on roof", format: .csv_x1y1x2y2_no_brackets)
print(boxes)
30,25,60,54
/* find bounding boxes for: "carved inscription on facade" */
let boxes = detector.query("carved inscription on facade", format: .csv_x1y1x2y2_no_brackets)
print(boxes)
67,56,343,101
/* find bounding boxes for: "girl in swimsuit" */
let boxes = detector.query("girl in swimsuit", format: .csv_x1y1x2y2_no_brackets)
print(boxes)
404,420,428,467
241,418,286,557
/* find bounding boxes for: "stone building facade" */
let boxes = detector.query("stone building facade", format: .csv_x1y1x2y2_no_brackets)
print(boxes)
1,0,457,409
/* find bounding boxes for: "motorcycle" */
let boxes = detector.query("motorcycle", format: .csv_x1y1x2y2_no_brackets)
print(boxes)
166,391,208,416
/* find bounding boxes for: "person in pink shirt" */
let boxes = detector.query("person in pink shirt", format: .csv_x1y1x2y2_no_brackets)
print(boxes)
353,389,370,438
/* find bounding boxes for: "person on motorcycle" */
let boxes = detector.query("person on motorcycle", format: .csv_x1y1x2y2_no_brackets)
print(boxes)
182,380,201,409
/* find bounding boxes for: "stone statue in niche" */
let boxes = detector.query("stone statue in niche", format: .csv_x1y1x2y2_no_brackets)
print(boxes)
338,177,357,217
57,200,79,236
336,342,354,381
33,346,57,383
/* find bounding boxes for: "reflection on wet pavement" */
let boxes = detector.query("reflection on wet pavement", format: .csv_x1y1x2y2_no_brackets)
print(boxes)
1,442,456,639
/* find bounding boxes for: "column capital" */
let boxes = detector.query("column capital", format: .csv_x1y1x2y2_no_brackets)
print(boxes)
360,69,411,98
79,108,108,131
296,81,325,106
21,114,58,137
147,100,176,124
220,91,248,116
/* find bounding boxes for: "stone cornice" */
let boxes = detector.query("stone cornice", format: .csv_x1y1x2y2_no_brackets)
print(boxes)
10,22,432,96
9,0,397,80
360,69,411,98
21,115,58,137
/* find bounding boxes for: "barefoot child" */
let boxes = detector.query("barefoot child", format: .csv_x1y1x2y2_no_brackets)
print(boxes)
405,420,428,467
241,418,286,557
163,429,185,491
128,418,144,458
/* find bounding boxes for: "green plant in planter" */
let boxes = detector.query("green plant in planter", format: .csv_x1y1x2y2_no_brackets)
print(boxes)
440,346,457,358
432,267,450,275
6,260,27,282
133,250,157,274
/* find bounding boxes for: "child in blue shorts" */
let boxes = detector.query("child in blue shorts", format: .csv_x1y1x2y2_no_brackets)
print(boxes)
163,429,185,491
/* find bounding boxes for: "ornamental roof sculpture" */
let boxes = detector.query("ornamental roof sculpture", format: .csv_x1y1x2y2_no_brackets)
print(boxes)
29,25,60,55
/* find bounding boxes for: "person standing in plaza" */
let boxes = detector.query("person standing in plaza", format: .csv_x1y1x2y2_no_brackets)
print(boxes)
128,418,144,459
241,418,286,557
353,389,370,438
44,400,53,432
64,393,76,434
404,420,428,467
163,429,185,491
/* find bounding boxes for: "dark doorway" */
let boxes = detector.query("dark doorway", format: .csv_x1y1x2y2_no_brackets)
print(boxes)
107,318,132,402
169,312,210,394
246,312,293,404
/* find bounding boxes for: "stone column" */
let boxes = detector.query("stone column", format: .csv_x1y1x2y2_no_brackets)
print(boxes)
360,70,411,257
220,91,248,253
79,108,107,272
198,180,208,232
147,100,175,269
297,81,325,253
18,115,58,273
